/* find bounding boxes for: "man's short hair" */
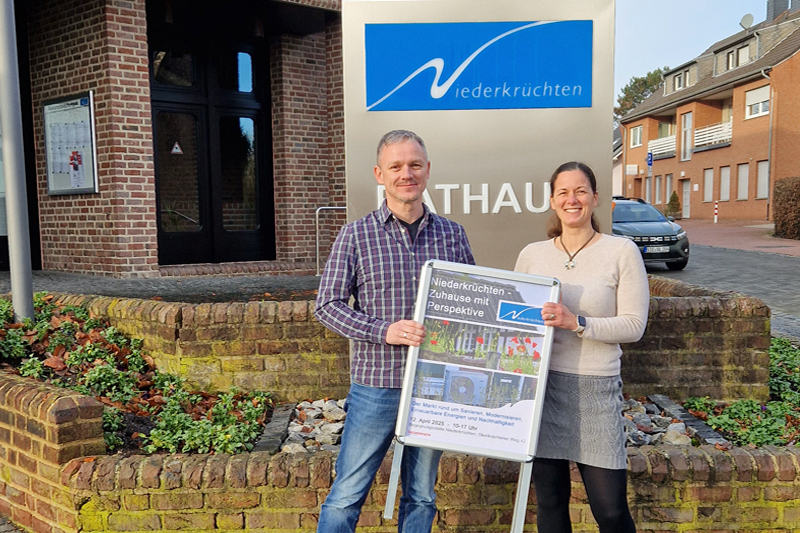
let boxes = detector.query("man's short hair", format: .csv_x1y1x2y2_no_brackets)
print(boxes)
376,130,428,165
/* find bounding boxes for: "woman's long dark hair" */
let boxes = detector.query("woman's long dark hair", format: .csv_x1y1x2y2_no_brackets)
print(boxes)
546,161,602,238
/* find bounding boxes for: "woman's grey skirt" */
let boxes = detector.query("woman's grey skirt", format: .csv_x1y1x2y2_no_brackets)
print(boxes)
534,370,627,470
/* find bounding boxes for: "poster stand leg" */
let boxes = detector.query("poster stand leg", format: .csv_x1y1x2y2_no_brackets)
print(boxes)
383,442,405,519
510,460,533,533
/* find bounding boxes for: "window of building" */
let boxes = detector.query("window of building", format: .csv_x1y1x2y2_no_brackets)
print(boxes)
720,166,731,201
745,85,770,119
645,176,652,204
737,163,749,200
673,73,684,91
681,112,692,161
703,169,713,202
666,174,673,201
757,161,769,199
630,125,642,148
738,46,750,66
655,175,662,204
726,45,751,70
657,122,673,138
722,99,733,123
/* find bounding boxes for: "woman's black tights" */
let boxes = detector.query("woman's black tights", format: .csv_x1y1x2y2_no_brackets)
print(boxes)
533,458,636,533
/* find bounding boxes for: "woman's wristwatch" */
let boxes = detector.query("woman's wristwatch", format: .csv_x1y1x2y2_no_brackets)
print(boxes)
572,315,586,334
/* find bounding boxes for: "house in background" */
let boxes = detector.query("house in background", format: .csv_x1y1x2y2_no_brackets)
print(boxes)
612,126,623,196
620,0,800,221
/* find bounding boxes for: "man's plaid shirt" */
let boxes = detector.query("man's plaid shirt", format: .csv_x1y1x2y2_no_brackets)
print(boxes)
315,201,475,388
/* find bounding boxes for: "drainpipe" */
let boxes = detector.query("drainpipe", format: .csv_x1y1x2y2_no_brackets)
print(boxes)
0,0,34,320
762,68,773,220
619,122,628,195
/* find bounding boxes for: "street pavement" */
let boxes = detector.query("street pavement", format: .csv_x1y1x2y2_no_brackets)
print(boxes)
647,218,800,341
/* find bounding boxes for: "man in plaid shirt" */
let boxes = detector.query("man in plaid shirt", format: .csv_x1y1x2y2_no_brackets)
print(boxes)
315,130,475,532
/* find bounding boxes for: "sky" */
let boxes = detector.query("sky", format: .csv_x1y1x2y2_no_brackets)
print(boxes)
614,0,773,100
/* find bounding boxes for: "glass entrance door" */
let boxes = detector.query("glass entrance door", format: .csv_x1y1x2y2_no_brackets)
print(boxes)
149,7,274,266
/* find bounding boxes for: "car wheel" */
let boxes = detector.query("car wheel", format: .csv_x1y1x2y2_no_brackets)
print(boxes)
666,258,688,271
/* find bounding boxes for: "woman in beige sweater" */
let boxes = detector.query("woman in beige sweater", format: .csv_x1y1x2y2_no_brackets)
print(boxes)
514,162,649,533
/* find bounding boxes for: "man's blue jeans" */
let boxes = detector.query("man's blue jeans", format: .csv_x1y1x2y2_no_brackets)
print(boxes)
317,383,442,533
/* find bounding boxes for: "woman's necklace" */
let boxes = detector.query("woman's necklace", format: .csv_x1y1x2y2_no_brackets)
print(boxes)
559,231,596,270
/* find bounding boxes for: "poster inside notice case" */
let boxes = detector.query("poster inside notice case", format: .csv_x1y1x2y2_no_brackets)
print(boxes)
43,91,99,195
395,260,560,463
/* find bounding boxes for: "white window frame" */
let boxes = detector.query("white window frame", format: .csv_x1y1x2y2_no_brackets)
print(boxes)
727,51,736,70
737,163,749,200
645,176,652,204
703,169,713,202
745,86,770,119
655,175,662,204
757,160,769,199
681,112,692,161
673,73,684,91
630,125,642,148
720,166,731,202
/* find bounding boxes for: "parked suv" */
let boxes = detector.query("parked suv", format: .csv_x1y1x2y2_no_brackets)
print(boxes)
611,197,690,270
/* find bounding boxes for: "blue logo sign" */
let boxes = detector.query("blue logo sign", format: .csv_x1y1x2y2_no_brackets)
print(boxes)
365,20,592,111
496,301,545,327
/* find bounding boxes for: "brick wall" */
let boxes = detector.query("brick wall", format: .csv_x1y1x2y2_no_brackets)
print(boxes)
2,371,800,533
44,293,352,403
271,30,332,268
28,0,159,278
0,374,105,533
622,277,770,402
35,276,768,405
57,442,800,532
771,46,800,212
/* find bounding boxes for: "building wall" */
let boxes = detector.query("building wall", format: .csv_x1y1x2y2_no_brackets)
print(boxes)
771,49,800,208
28,0,159,277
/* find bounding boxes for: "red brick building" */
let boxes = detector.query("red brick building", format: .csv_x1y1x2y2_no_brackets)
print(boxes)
1,0,345,277
620,0,800,222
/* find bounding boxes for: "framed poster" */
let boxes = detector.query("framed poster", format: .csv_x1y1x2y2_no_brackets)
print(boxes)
43,91,99,195
395,260,560,463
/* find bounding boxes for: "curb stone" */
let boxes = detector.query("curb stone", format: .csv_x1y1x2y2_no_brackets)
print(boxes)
253,402,295,453
649,394,732,447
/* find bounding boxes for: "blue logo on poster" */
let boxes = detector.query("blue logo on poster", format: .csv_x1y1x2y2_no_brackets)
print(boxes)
497,301,545,326
365,20,592,111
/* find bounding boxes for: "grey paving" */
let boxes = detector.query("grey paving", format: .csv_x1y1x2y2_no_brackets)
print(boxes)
649,244,800,341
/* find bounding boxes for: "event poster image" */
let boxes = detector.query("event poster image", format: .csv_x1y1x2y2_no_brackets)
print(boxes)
402,266,556,457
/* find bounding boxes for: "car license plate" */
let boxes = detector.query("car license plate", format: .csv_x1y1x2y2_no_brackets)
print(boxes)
644,246,670,253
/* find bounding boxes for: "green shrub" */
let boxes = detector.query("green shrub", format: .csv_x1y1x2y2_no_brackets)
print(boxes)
774,176,800,240
1,294,274,455
697,338,800,447
666,190,682,219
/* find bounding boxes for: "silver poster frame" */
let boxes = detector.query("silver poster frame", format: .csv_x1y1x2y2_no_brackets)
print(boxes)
384,260,560,532
43,91,100,195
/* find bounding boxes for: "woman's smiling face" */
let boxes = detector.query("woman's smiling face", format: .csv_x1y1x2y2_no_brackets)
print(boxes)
550,168,598,230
